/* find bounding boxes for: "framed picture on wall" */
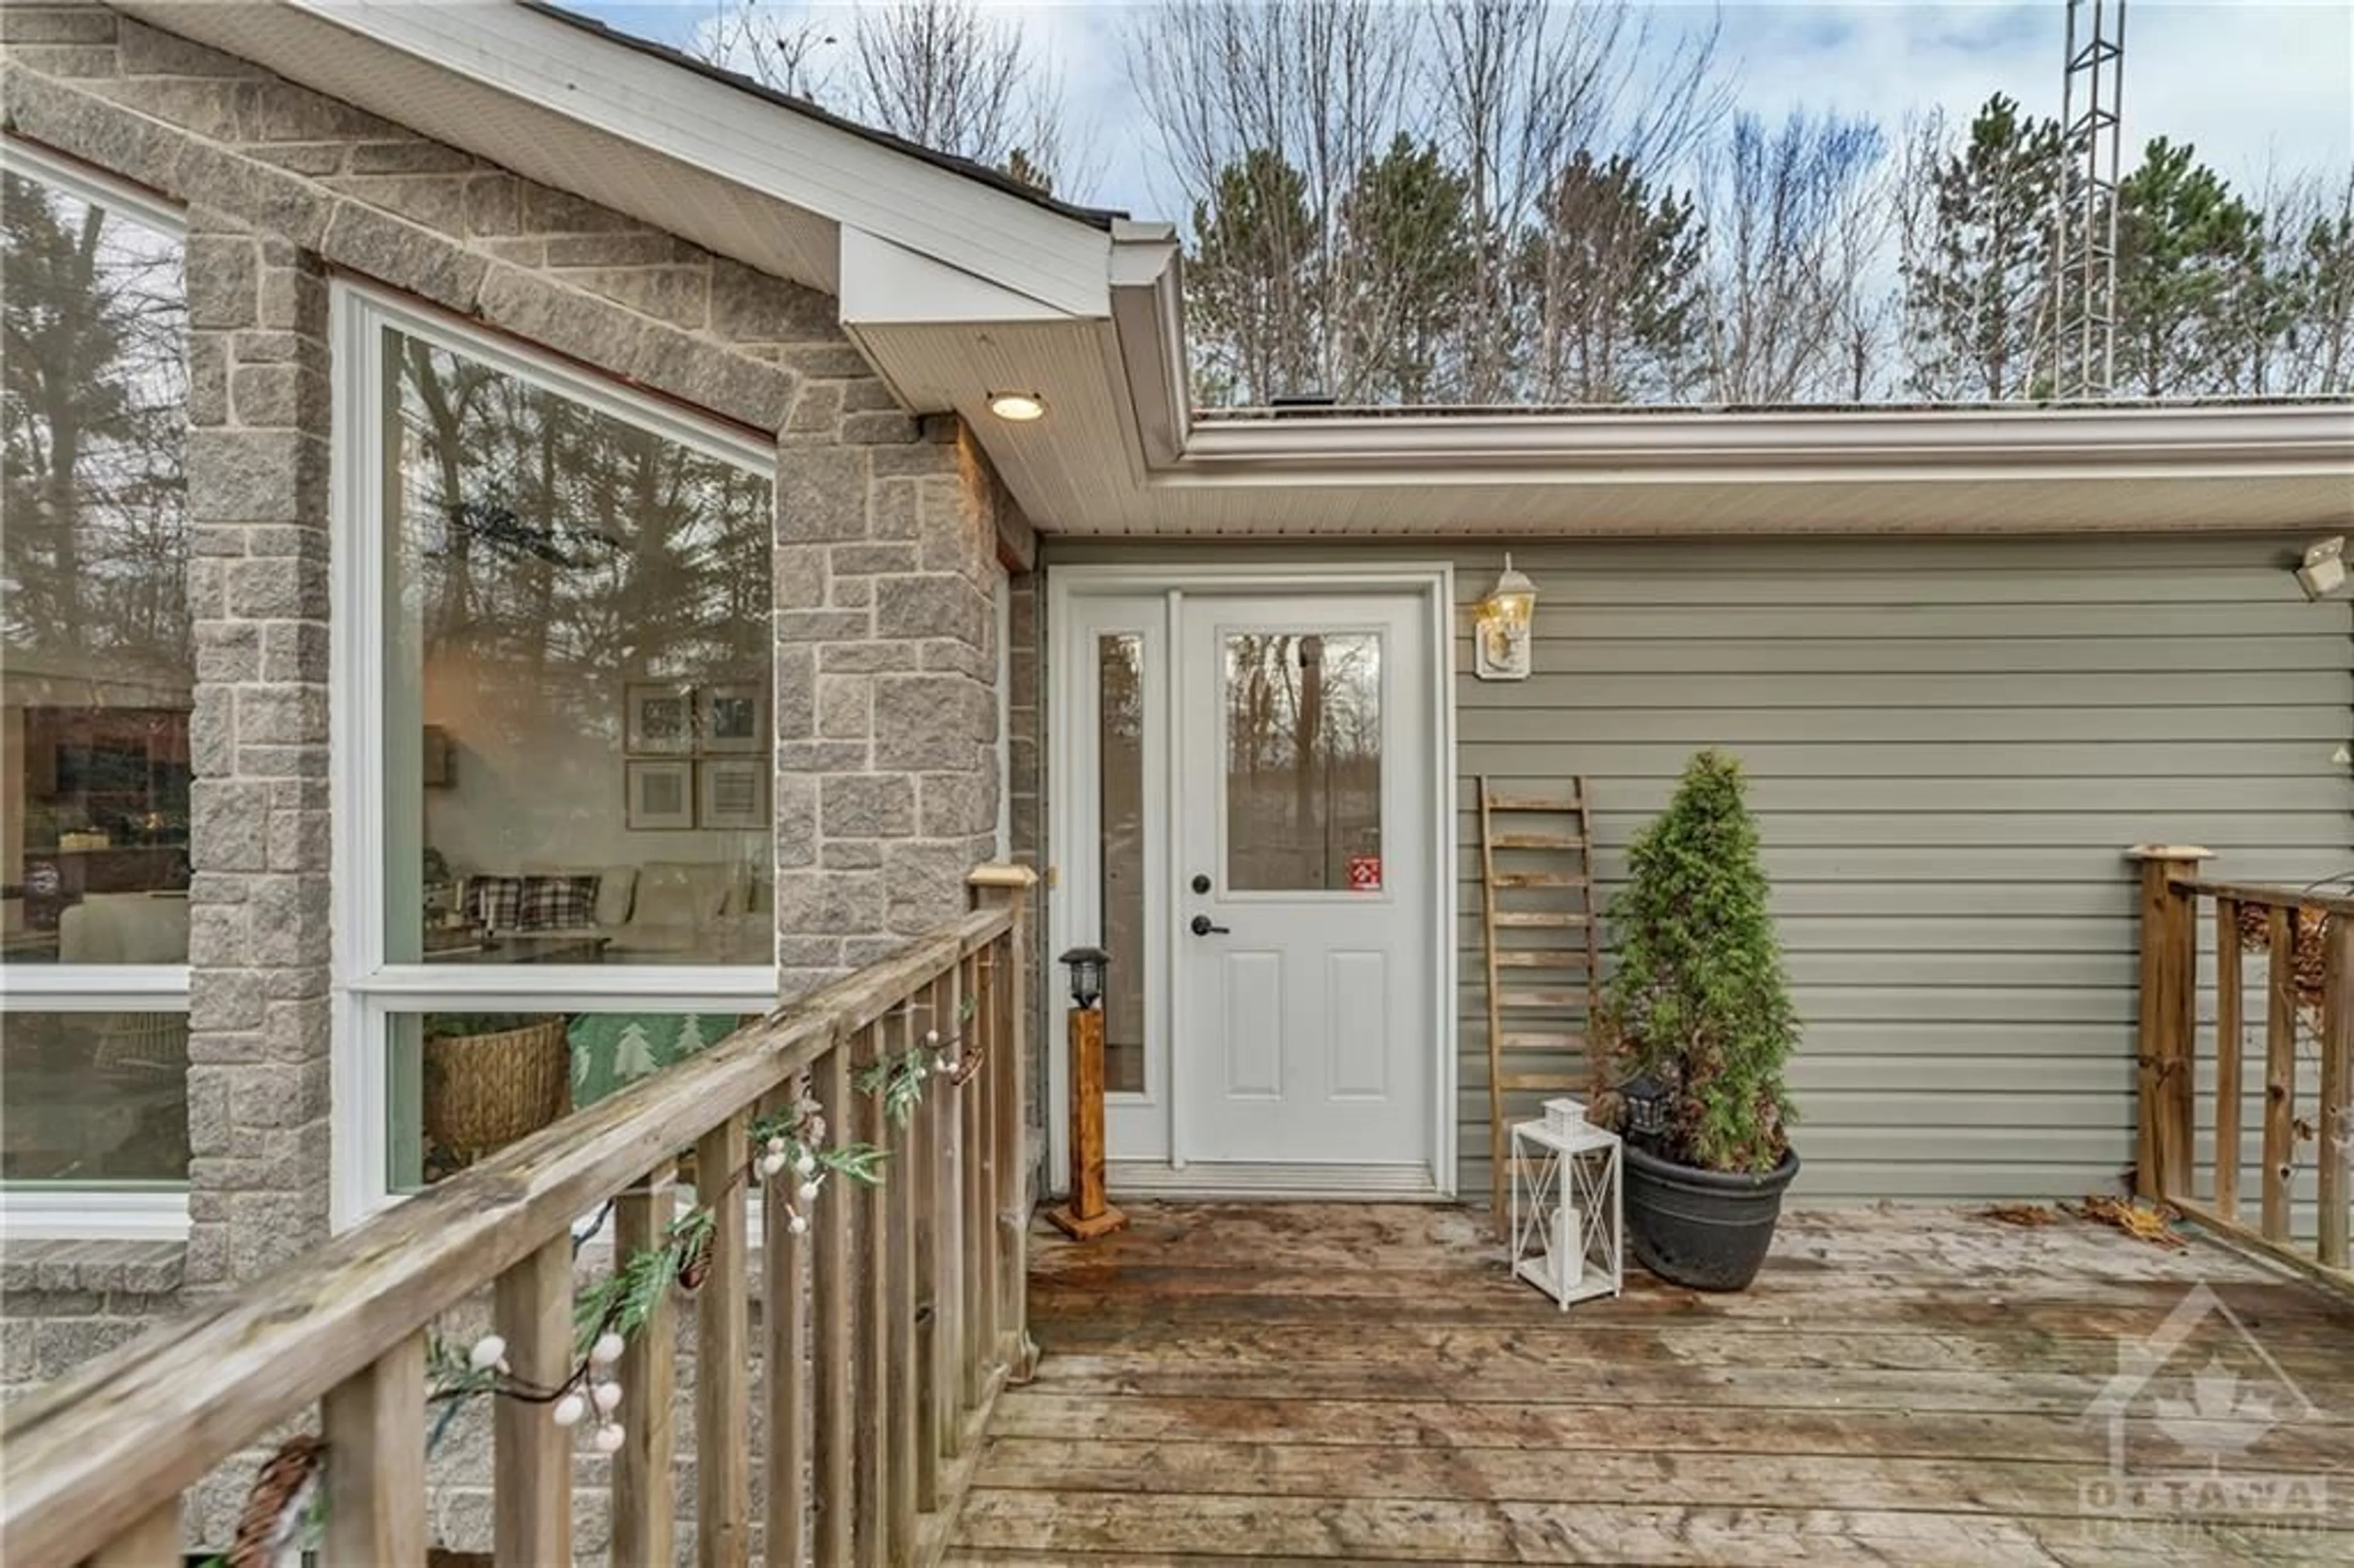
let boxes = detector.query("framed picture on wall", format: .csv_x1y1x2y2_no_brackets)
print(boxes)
625,681,695,755
625,759,695,830
698,758,769,830
698,680,766,753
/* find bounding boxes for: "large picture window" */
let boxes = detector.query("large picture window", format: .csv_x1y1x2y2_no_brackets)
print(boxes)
335,287,778,1212
0,145,191,1219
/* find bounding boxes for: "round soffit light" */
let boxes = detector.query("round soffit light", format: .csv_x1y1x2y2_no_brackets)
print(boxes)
988,391,1048,423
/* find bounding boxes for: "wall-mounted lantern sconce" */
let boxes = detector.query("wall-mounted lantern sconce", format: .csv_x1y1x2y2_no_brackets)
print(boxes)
2296,536,2347,600
1049,946,1126,1241
1474,554,1537,680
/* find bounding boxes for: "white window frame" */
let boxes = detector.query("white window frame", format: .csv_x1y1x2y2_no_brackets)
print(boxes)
0,138,193,1240
329,283,782,1227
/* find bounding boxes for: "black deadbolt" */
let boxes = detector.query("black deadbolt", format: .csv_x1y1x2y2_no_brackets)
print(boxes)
1190,873,1213,894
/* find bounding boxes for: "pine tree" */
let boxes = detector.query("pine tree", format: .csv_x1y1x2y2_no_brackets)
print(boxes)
2,170,187,674
1598,750,1799,1175
2116,138,2266,397
1518,151,1705,402
1186,150,1320,404
1900,95,2065,400
1336,135,1476,403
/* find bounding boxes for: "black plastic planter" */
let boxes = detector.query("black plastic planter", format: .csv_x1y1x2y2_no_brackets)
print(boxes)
1624,1143,1800,1292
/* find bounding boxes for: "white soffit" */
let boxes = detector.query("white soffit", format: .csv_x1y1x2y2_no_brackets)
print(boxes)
837,232,1070,328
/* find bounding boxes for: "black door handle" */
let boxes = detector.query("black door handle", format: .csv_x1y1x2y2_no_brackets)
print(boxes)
1189,914,1230,937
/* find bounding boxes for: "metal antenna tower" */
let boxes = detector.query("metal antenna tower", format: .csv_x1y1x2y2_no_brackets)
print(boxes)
2051,0,2127,398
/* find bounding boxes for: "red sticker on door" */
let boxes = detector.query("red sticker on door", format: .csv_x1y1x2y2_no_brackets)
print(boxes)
1347,854,1383,891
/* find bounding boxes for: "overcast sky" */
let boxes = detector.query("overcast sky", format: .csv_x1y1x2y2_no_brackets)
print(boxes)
577,2,2354,218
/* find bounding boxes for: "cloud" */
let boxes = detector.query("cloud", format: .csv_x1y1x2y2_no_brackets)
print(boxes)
581,1,2354,214
1716,2,2350,195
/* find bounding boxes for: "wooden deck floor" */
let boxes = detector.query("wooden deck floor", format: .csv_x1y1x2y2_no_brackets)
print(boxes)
947,1202,2354,1566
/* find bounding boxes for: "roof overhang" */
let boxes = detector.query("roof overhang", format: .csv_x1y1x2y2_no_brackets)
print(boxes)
119,0,1116,313
121,2,2354,541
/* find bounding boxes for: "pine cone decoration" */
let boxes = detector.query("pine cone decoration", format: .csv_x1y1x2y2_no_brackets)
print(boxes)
230,1433,324,1568
2235,903,2331,1012
676,1230,713,1292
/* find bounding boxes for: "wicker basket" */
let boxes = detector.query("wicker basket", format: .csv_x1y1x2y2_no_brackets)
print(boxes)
423,1017,569,1159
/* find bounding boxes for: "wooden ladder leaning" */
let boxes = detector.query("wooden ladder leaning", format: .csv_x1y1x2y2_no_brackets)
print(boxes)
1478,776,1601,1224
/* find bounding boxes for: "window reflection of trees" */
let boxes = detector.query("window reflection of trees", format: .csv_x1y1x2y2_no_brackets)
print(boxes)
391,334,772,744
1098,634,1145,1090
1224,631,1382,891
1,172,189,691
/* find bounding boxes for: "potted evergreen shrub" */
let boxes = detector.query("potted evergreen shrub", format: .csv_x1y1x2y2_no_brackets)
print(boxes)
1594,750,1800,1291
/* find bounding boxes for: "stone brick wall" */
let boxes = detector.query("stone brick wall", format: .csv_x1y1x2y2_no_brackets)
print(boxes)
0,1241,183,1403
2,7,1020,1547
773,418,1008,993
180,205,336,1290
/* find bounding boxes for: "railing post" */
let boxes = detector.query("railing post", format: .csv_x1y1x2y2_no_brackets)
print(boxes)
2213,897,2245,1223
885,1003,920,1564
2127,846,2211,1201
614,1163,677,1568
88,1498,180,1567
761,1087,807,1568
965,942,996,1408
2265,905,2301,1242
969,865,1038,1382
695,1114,752,1568
812,1030,855,1564
853,1022,889,1568
493,1238,573,1567
321,1331,426,1566
2322,915,2353,1269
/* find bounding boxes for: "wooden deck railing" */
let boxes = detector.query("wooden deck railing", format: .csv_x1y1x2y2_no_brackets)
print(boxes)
2130,846,2350,1292
0,866,1035,1568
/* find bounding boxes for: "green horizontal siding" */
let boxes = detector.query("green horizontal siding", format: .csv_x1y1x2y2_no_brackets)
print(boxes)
1448,536,2352,1208
1044,535,2353,1211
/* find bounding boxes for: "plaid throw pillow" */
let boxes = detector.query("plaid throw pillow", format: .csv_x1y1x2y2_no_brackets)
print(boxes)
518,874,600,932
463,875,524,933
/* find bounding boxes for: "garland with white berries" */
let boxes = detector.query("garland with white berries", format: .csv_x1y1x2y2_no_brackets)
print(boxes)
210,1008,972,1567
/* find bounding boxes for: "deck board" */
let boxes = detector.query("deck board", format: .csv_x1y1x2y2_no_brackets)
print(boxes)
951,1202,2354,1563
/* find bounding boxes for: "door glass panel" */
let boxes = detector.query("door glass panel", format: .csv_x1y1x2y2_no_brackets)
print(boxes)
1098,634,1145,1093
1222,631,1382,892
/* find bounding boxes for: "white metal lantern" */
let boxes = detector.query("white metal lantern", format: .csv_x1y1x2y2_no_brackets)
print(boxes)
1507,1116,1623,1309
1473,555,1537,681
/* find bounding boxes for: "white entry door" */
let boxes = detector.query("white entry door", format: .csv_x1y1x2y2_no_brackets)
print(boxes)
1173,594,1437,1185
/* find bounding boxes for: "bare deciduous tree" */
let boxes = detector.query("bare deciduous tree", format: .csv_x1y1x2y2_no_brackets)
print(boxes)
1127,0,1422,402
1698,110,1890,404
1425,0,1724,402
694,1,1075,191
2266,169,2354,395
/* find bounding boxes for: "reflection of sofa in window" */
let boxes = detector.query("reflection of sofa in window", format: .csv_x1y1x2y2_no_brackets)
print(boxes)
58,891,190,964
458,862,768,962
598,862,768,961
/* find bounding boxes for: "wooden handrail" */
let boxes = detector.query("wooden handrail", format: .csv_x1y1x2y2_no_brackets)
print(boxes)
1,877,1034,1568
2129,848,2354,1297
2173,877,2354,918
